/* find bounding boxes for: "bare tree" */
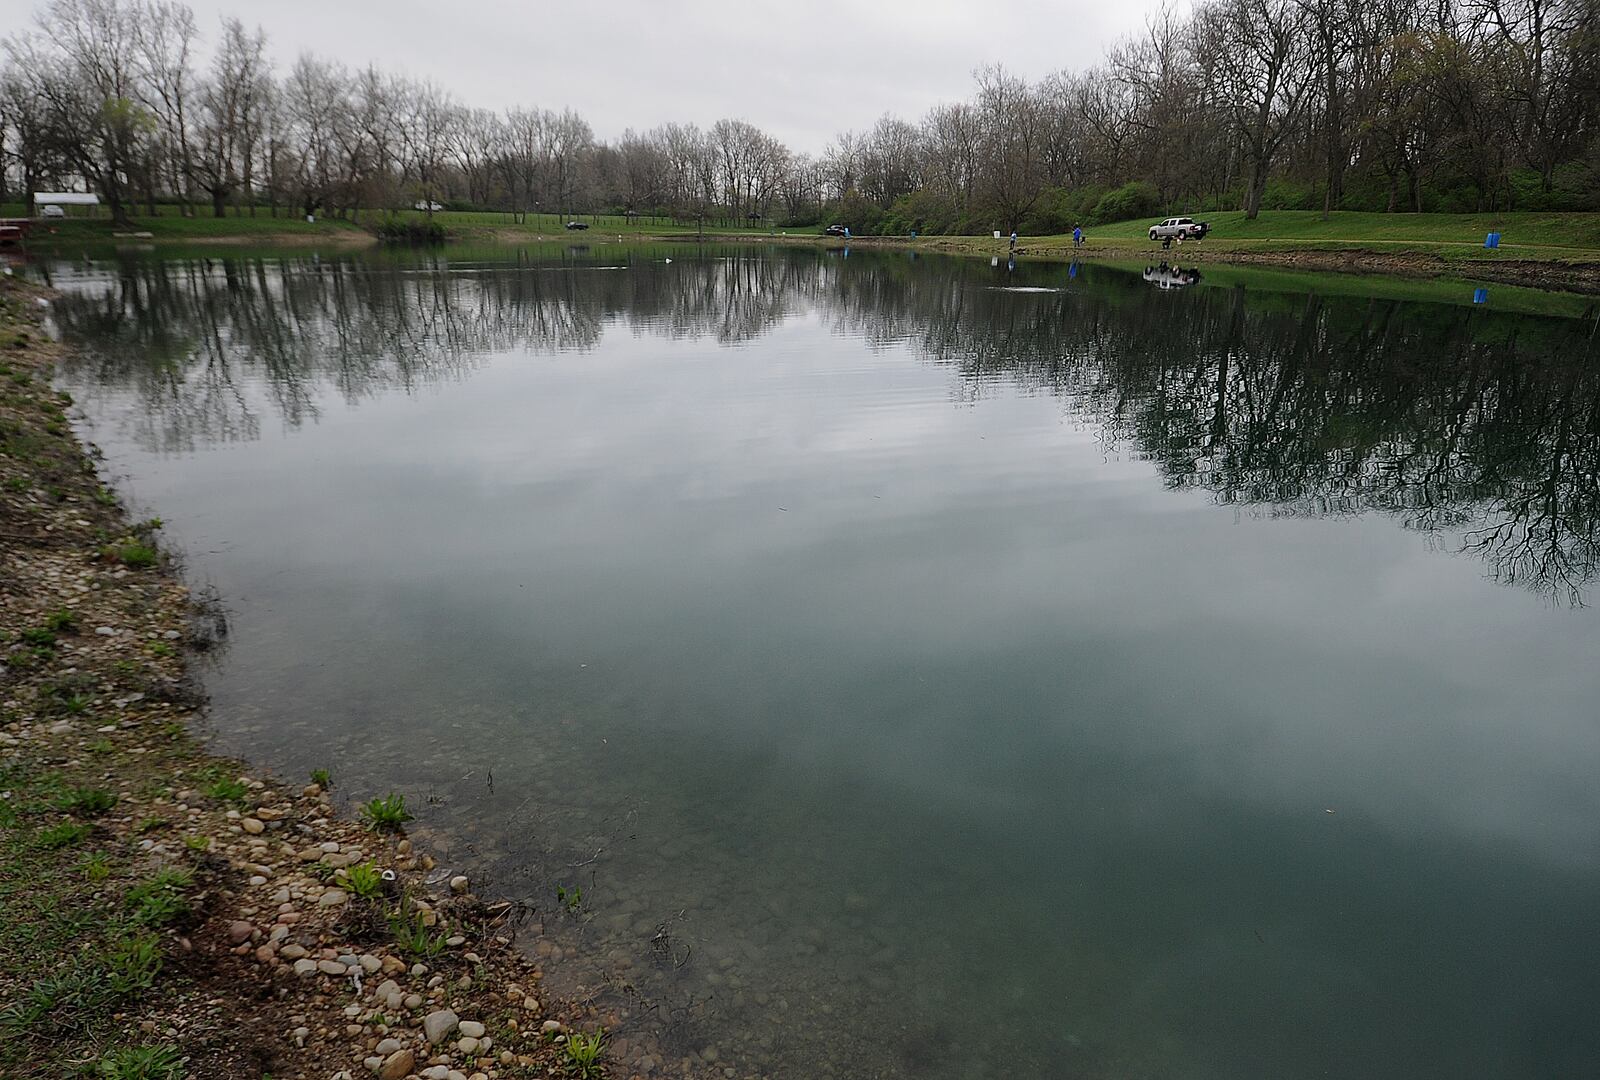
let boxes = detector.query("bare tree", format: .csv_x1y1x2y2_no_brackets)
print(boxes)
1195,0,1317,217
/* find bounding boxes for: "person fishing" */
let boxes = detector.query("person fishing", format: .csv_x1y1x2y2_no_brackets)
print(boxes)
1073,225,1083,249
1009,230,1018,254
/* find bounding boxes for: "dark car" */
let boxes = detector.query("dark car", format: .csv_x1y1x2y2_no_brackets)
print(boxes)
823,224,847,237
565,221,589,231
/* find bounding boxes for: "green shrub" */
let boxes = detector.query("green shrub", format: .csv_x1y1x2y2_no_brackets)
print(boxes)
1089,181,1161,225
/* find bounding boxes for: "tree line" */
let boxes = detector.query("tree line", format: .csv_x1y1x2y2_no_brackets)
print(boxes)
4,0,1598,230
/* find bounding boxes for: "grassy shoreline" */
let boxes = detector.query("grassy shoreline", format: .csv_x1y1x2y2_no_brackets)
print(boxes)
15,208,1600,293
0,277,668,1080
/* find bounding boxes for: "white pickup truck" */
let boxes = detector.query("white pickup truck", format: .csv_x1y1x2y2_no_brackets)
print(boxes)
1148,216,1209,241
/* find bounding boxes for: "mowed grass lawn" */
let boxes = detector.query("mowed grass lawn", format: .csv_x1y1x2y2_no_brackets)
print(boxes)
1085,210,1600,254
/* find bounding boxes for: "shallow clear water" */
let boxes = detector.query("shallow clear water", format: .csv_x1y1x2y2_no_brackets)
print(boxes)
44,247,1600,1080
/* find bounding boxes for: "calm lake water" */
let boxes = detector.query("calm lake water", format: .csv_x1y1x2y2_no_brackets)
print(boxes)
42,246,1600,1080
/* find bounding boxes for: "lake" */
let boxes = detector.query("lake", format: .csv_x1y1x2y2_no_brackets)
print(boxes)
42,245,1600,1079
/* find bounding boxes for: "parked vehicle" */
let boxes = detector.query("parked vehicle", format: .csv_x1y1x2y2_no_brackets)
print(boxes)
1148,216,1209,241
40,205,65,219
413,201,444,212
565,221,589,230
822,224,848,237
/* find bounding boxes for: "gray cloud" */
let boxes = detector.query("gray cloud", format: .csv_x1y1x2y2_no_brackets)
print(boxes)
173,0,1171,151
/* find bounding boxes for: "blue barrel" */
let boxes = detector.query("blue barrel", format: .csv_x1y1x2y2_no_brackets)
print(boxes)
1484,232,1500,249
1473,288,1489,304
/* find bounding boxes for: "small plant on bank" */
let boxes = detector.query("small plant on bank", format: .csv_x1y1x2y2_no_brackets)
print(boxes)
564,1028,606,1078
101,542,158,569
359,792,413,832
38,821,94,848
90,1043,184,1079
44,609,77,633
0,968,116,1037
125,868,191,927
134,817,167,835
181,834,210,853
57,786,117,818
387,895,447,958
341,860,384,900
81,851,112,881
88,739,114,755
18,626,56,646
104,933,164,995
556,884,583,913
309,767,332,789
203,775,248,804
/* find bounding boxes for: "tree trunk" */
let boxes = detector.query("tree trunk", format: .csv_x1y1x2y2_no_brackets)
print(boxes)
1244,161,1267,219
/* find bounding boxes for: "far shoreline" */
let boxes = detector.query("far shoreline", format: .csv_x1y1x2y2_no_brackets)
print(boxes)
14,212,1600,295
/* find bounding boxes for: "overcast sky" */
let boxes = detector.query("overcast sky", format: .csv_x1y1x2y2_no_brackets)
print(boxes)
163,0,1173,153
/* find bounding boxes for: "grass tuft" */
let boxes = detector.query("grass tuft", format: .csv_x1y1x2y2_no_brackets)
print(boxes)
564,1027,607,1077
359,792,413,832
124,868,191,927
387,895,446,958
341,860,385,900
57,787,118,818
90,1043,185,1079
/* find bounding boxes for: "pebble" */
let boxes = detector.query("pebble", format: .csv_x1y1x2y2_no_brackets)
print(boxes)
540,1020,563,1034
280,944,308,960
419,1069,450,1080
318,889,349,908
293,958,318,978
449,875,468,894
316,959,347,976
403,994,424,1010
457,1020,485,1039
378,1050,415,1080
241,817,265,834
94,626,115,636
423,1008,459,1044
227,920,254,944
359,954,382,973
374,1038,402,1055
456,1036,479,1055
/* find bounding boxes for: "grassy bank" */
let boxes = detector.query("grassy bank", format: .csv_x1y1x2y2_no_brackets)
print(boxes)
11,206,1600,292
0,277,662,1080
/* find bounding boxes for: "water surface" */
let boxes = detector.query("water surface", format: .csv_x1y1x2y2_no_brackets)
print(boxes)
46,247,1600,1080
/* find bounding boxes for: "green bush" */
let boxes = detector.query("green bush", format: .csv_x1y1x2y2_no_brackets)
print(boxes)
373,220,445,244
1088,181,1161,225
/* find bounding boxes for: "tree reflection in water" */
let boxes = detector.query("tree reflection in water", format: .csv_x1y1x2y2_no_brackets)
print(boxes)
47,248,1600,602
